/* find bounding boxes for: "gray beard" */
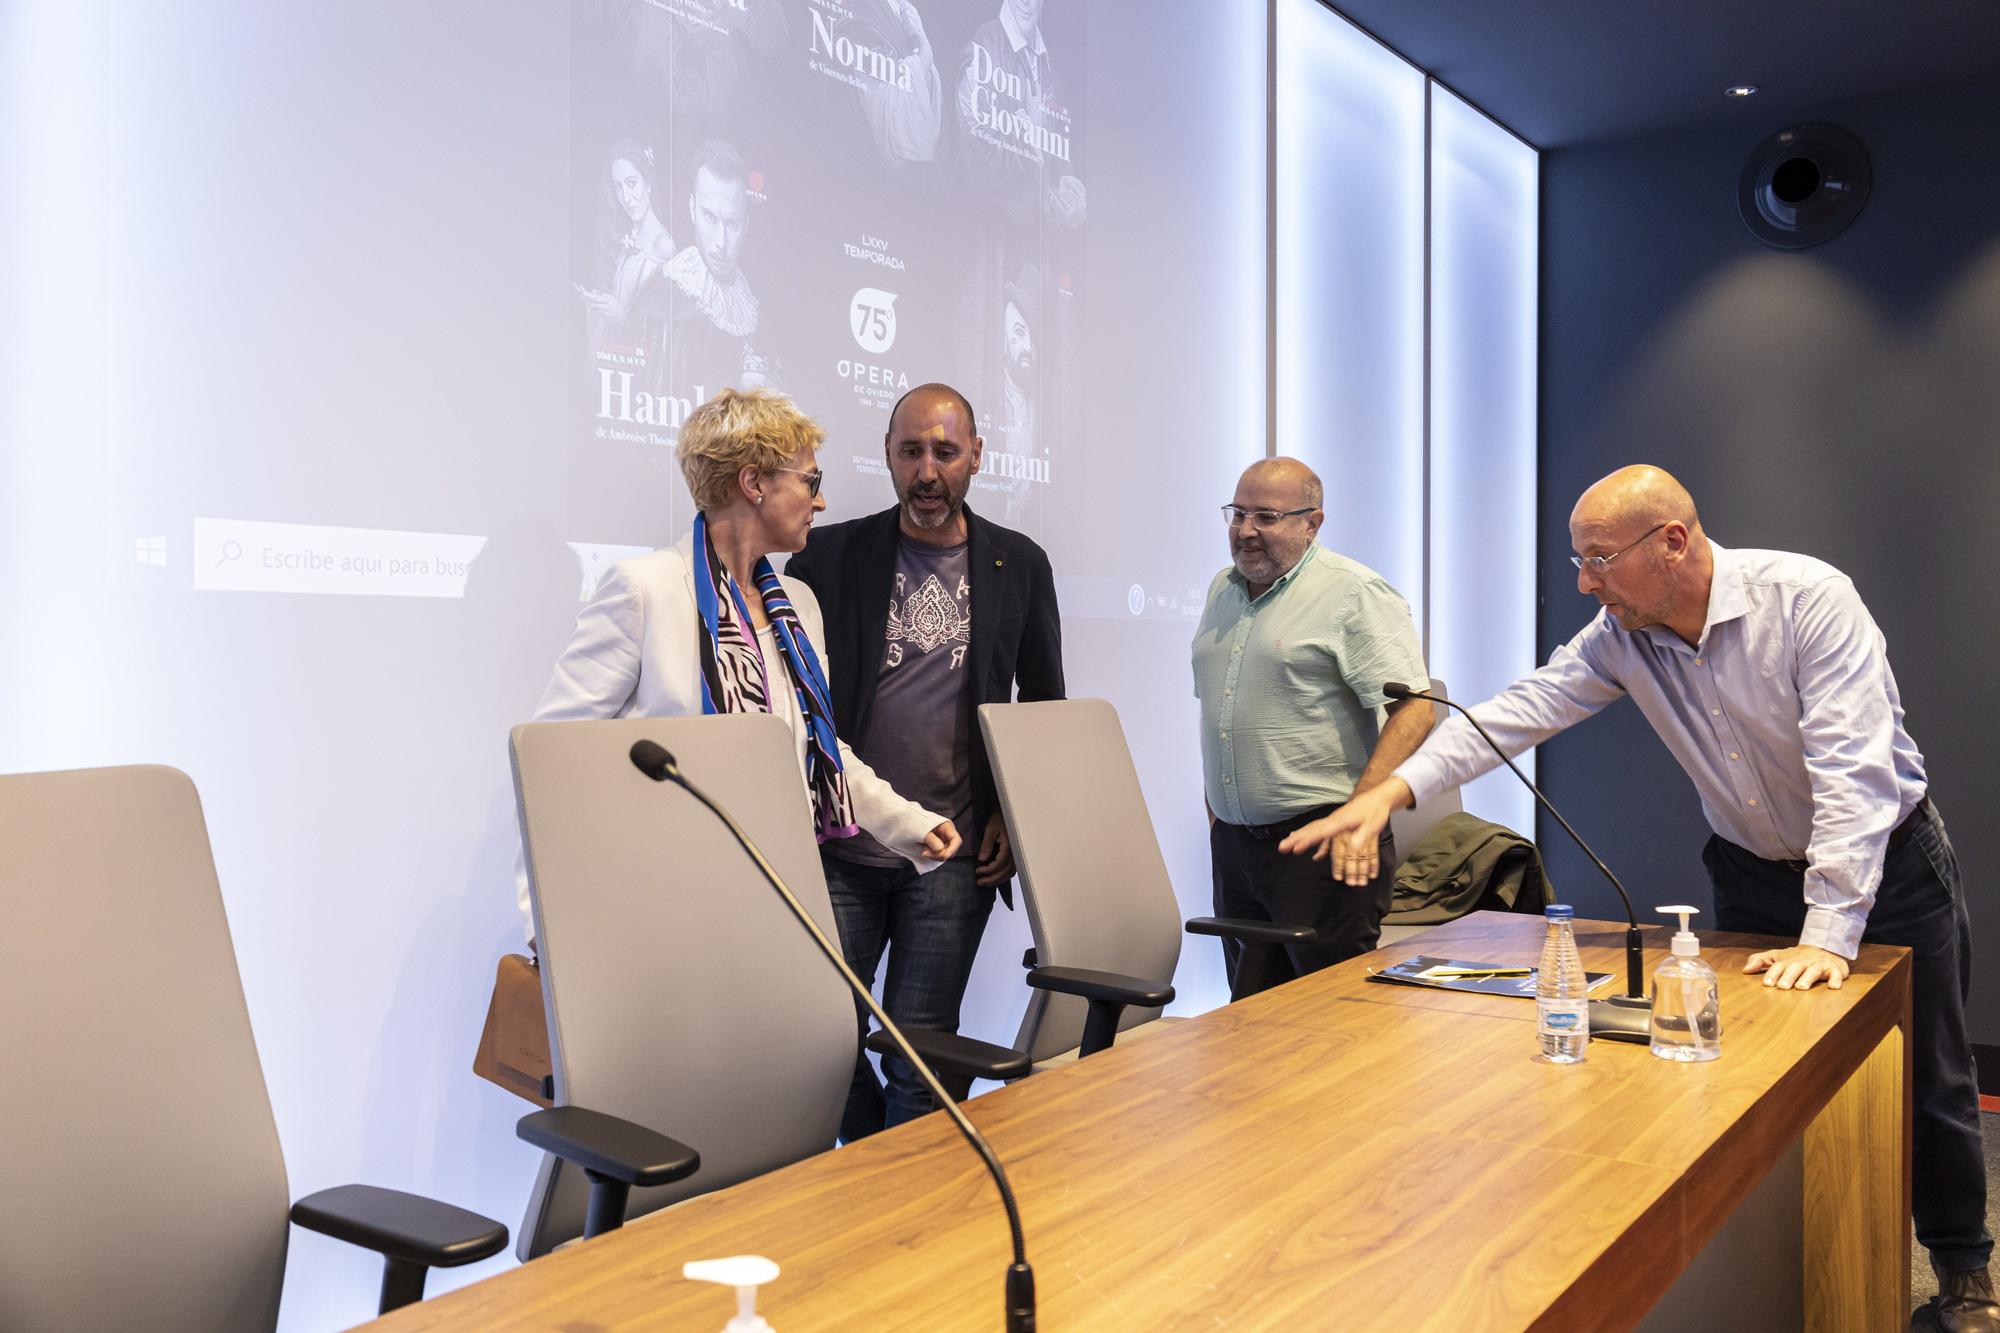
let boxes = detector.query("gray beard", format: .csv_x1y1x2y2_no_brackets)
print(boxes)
1233,553,1281,585
904,496,954,530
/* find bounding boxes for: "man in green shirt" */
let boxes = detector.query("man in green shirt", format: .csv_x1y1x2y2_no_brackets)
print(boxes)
1191,457,1434,996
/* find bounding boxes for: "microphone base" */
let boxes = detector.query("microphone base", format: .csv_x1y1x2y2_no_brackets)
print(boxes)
1589,997,1653,1045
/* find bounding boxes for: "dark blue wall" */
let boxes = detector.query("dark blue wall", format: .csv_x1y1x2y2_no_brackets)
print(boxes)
1538,76,2000,1037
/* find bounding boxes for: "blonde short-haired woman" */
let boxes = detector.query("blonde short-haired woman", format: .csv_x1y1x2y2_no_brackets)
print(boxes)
516,388,960,932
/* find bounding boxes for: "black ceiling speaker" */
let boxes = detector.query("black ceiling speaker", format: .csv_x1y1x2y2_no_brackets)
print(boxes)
1738,122,1872,250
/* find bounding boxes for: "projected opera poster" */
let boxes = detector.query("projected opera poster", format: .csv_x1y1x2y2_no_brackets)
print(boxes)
947,0,1083,542
568,0,1081,546
782,0,950,520
783,0,1085,540
568,0,797,541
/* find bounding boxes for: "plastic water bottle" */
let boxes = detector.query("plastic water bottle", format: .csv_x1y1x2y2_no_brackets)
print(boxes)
1537,904,1589,1063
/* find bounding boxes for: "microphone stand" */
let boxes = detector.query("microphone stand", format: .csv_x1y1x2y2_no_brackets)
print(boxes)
1384,685,1651,1032
629,740,1036,1332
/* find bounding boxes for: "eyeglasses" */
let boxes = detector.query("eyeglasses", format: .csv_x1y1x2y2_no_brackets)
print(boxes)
1222,504,1315,528
772,467,823,499
1570,522,1666,574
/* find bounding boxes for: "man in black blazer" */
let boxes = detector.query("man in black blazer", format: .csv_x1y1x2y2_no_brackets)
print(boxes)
788,381,1064,1141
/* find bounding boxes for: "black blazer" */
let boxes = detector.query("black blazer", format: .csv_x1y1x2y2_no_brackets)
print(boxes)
785,503,1065,854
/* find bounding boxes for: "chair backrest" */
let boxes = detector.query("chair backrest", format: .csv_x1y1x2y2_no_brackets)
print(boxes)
0,766,291,1333
979,700,1184,1063
511,715,854,1258
1388,678,1463,858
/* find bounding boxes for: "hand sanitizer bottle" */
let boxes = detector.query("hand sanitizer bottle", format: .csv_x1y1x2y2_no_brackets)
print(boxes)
1649,906,1720,1062
684,1255,780,1332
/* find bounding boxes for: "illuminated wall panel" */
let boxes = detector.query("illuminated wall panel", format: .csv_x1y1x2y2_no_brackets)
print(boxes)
1428,82,1540,832
1275,0,1427,610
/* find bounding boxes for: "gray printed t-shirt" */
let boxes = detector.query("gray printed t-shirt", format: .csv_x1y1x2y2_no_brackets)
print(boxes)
829,534,976,864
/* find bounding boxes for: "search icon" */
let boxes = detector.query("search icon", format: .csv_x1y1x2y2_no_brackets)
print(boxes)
215,540,243,567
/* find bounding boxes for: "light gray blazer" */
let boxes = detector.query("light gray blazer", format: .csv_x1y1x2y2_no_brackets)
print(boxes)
514,533,948,932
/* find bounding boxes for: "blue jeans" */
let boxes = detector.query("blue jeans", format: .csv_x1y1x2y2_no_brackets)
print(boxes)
823,852,996,1142
1703,801,1992,1273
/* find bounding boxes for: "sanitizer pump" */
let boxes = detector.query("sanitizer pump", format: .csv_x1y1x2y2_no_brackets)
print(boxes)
1649,905,1721,1062
684,1255,780,1332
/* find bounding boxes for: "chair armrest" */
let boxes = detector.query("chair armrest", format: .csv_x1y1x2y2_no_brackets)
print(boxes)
515,1106,701,1188
289,1184,508,1270
1026,965,1174,1009
865,1025,1032,1083
1185,916,1318,948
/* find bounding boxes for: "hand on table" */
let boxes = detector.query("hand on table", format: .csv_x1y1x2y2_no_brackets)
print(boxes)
1743,943,1851,991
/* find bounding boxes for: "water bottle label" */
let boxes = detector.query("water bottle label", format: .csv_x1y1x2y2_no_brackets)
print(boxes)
1538,1000,1588,1035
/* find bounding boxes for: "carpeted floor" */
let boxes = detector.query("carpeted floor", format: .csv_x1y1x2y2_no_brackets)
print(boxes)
1908,1110,2000,1312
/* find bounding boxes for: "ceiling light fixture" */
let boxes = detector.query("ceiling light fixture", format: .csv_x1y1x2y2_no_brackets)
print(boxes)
1725,85,1759,98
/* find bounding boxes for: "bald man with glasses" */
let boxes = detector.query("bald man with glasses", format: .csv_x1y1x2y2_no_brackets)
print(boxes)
1191,457,1434,996
1282,464,1993,1330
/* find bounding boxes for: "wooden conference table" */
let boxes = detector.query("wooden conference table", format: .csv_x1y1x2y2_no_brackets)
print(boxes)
368,912,1910,1331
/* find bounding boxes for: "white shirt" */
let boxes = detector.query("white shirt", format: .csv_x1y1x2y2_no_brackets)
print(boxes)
1395,542,1927,958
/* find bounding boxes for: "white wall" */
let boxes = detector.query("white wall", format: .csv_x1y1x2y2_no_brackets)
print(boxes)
1275,0,1427,606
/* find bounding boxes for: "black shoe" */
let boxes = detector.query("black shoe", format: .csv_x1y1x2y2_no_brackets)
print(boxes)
1924,1259,2000,1333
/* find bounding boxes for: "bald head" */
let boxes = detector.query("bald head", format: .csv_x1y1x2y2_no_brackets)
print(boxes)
1569,465,1713,643
888,382,976,442
1237,456,1324,510
1570,465,1699,541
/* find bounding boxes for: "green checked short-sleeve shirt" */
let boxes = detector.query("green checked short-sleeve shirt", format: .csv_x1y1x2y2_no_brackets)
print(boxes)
1191,544,1429,826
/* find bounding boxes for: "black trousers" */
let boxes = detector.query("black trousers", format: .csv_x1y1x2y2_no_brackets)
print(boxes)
1210,805,1395,1000
1703,802,1992,1272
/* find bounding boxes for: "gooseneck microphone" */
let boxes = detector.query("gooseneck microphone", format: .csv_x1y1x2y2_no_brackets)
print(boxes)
1382,684,1650,1015
628,738,1036,1332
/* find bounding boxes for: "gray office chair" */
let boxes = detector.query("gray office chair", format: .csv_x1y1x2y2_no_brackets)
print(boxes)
0,765,508,1333
864,699,1180,1091
981,700,1183,1062
513,714,974,1257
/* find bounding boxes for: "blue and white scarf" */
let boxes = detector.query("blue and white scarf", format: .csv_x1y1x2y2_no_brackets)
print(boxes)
691,512,857,841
